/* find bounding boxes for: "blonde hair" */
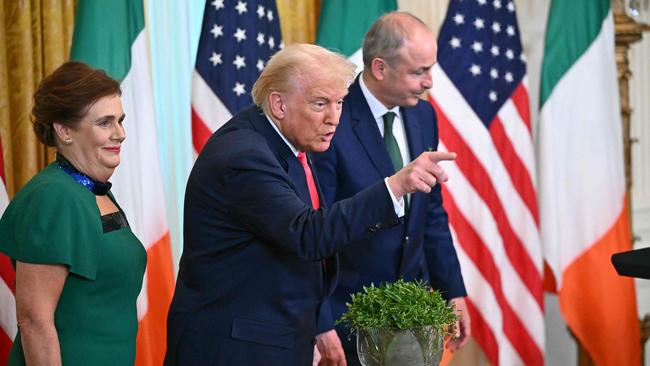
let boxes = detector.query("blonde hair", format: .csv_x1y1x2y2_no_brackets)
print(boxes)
252,43,356,114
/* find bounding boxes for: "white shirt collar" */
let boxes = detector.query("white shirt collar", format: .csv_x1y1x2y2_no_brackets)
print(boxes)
265,114,300,157
359,73,400,119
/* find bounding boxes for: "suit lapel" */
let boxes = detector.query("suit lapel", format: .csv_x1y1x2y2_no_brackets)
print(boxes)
248,107,312,205
401,107,425,221
348,79,396,177
402,107,424,163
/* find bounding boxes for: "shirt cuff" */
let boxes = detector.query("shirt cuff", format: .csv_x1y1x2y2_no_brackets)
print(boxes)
384,177,405,218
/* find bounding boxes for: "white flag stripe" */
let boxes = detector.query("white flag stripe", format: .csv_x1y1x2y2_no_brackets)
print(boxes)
0,180,7,213
112,32,169,248
192,71,233,133
497,100,537,186
0,278,16,339
432,66,542,270
136,268,149,320
451,229,525,366
441,141,545,348
539,13,624,283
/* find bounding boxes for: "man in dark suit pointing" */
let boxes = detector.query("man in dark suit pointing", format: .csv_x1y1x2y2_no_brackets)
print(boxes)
165,43,456,366
313,12,471,366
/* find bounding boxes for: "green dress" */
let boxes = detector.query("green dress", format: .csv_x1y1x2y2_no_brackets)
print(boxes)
0,163,147,366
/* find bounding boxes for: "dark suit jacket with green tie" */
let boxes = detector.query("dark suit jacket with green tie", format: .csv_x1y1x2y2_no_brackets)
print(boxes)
313,77,467,364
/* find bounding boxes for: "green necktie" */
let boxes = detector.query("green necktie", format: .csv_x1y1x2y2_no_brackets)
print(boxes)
383,112,403,172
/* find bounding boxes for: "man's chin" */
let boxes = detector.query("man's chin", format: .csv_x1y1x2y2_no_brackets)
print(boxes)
310,142,332,153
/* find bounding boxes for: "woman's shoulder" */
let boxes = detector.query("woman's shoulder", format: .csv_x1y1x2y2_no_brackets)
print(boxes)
13,163,91,203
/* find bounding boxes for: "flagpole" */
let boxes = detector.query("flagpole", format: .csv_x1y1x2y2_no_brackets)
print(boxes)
611,2,650,365
612,1,650,241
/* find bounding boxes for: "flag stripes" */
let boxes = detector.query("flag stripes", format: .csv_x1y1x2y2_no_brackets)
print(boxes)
0,135,14,365
432,95,543,303
539,1,640,363
191,71,233,152
510,83,531,132
191,0,282,154
431,2,543,363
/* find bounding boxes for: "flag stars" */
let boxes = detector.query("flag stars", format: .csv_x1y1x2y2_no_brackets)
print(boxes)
268,36,275,49
450,37,462,49
504,72,513,83
505,49,514,60
477,0,487,5
233,27,247,42
210,24,223,38
490,45,500,56
474,18,485,29
233,55,246,69
507,1,515,12
469,64,481,76
257,5,265,18
257,32,265,46
489,90,498,102
520,53,527,62
256,59,265,71
279,41,285,49
209,52,222,66
233,82,246,96
267,10,274,21
507,25,516,37
490,68,498,79
471,41,483,53
493,0,502,9
453,13,465,25
212,0,224,10
235,1,247,15
492,22,501,33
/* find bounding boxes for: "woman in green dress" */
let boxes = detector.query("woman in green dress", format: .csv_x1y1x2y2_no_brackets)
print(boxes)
0,61,146,365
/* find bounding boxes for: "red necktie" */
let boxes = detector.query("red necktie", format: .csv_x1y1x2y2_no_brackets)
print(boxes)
297,152,320,209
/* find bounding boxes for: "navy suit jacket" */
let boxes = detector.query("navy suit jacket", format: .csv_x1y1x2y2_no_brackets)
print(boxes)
165,106,400,366
312,77,467,362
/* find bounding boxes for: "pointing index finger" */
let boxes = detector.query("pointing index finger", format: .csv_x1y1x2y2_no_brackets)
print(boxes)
426,151,457,163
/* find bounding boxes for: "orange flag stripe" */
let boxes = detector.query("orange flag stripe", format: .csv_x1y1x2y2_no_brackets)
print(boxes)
559,197,639,366
135,233,175,366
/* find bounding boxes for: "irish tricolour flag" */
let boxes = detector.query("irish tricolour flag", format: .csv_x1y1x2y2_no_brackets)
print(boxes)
316,0,396,70
539,1,640,364
71,1,175,365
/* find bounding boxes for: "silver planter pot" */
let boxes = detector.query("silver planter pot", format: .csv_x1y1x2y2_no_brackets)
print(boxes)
356,326,444,366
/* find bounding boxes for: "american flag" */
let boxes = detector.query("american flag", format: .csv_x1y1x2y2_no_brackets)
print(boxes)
429,0,544,364
0,137,15,365
192,0,283,153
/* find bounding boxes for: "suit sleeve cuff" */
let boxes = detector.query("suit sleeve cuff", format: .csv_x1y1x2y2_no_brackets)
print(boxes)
384,177,405,218
317,298,335,334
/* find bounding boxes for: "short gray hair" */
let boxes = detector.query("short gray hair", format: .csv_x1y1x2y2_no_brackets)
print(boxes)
362,12,428,68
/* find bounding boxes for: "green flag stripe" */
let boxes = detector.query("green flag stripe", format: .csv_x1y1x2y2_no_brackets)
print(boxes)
316,0,396,57
540,0,609,106
70,0,144,81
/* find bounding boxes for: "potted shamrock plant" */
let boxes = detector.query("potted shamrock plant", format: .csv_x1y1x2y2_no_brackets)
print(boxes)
338,279,457,366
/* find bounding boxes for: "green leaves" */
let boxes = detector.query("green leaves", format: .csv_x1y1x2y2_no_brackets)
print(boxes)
337,280,457,334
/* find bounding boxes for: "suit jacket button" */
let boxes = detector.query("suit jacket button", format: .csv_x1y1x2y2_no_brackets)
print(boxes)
375,222,383,229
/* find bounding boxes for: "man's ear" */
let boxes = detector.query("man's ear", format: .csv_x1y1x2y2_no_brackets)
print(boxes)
269,92,285,119
52,122,71,142
370,58,387,81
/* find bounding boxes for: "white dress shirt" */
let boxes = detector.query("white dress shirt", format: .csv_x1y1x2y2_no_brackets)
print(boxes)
265,114,404,217
359,74,412,166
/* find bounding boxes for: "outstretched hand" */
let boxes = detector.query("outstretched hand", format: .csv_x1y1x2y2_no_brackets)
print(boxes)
387,151,456,199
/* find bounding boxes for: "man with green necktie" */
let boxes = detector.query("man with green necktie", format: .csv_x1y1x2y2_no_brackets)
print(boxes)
312,12,471,366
